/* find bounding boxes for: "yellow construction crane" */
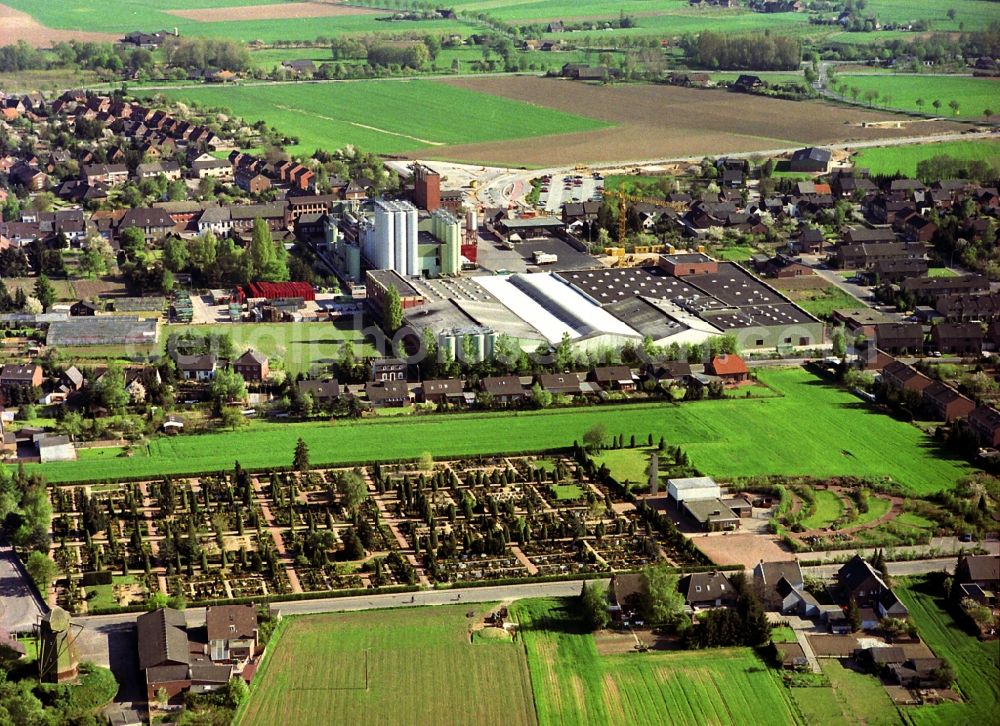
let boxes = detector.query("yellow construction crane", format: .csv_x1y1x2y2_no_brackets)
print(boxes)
613,189,686,246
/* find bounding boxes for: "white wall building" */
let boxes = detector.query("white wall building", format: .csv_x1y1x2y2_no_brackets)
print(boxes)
667,477,720,503
362,200,419,276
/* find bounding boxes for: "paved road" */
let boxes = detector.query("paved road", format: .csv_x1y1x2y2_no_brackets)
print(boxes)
76,578,601,631
803,557,959,579
800,537,998,565
0,540,45,632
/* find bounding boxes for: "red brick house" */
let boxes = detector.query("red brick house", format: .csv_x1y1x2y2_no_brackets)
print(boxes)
931,322,983,355
232,349,269,382
921,381,975,422
968,406,1000,447
880,360,932,394
706,354,750,386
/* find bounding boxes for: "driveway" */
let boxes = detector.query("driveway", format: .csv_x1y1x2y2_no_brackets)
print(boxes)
0,540,44,633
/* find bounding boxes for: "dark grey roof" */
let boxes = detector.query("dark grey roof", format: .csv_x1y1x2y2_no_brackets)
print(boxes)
137,608,188,671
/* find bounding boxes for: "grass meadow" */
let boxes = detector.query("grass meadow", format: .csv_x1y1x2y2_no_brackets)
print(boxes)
837,75,999,118
512,598,801,726
237,605,536,726
897,578,1000,726
30,368,972,490
799,489,844,530
155,80,609,155
852,140,1000,176
163,321,376,376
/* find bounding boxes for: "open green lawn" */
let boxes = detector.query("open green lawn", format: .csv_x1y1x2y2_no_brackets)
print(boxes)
238,605,536,726
800,489,845,530
853,495,892,527
927,267,958,278
893,512,937,533
84,575,141,611
512,598,800,725
551,484,585,500
896,578,1000,725
163,321,376,376
853,140,1000,176
29,368,972,490
838,75,999,118
821,660,900,725
714,245,758,262
789,685,845,726
154,79,608,156
770,626,797,644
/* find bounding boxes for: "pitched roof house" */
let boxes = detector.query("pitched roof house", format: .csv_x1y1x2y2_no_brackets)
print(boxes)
232,349,269,382
205,605,258,662
706,354,749,385
921,381,975,422
679,571,736,609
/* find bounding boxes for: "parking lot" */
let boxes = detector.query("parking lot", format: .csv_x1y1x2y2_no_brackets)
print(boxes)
540,172,603,213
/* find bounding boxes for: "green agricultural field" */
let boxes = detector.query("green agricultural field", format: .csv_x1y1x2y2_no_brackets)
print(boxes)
163,321,376,375
800,490,844,530
897,578,1000,725
1,0,471,42
512,598,800,725
154,80,608,156
238,605,536,726
837,75,999,118
853,140,1000,177
821,660,900,725
29,368,972,489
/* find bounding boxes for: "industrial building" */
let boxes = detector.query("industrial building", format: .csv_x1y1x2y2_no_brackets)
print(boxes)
361,200,419,277
557,256,824,351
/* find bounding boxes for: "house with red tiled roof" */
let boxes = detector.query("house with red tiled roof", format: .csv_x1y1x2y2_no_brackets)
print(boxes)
706,354,749,386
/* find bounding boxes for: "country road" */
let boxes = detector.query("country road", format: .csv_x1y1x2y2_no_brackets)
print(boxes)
76,578,600,631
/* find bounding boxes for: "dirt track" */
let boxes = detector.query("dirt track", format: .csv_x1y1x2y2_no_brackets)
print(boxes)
0,3,118,47
422,76,966,166
167,1,379,22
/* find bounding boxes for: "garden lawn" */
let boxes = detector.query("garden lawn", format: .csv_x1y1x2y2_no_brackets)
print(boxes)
820,660,900,725
512,598,800,726
800,490,844,530
896,577,1000,725
852,495,892,527
30,368,971,492
551,484,585,500
154,80,609,156
852,140,1000,176
237,606,535,726
789,685,845,726
837,75,999,118
163,321,376,376
780,285,866,319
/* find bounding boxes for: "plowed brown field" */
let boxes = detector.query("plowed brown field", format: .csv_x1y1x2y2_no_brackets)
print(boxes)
422,76,965,166
167,2,378,21
0,3,118,47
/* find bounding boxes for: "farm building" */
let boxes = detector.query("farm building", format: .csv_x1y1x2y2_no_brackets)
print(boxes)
46,317,159,347
788,147,832,173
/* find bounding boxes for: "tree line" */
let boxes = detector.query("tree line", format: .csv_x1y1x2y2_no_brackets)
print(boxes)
683,31,802,71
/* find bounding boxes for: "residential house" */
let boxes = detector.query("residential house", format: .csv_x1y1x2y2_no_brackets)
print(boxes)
232,349,269,382
175,354,217,381
371,358,407,382
82,163,129,186
931,322,983,355
137,608,191,703
418,379,465,405
873,323,924,355
880,360,932,394
607,573,646,624
679,571,736,610
135,160,182,180
835,555,907,626
366,380,409,407
902,274,990,305
888,658,947,690
706,354,749,385
0,364,43,388
205,605,258,662
297,379,340,406
119,207,176,242
752,560,807,613
953,554,998,606
191,156,233,181
536,373,584,397
480,375,527,404
643,360,692,384
591,366,635,392
921,381,975,422
968,405,1000,447
235,169,271,195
